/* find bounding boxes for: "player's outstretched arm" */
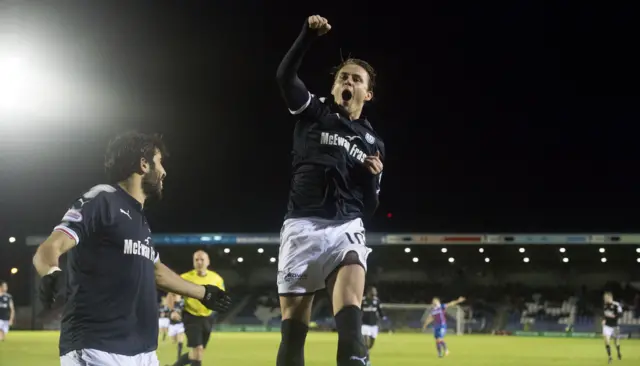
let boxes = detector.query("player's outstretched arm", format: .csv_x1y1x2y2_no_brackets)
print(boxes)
276,15,331,113
445,296,466,308
154,261,231,312
422,315,433,330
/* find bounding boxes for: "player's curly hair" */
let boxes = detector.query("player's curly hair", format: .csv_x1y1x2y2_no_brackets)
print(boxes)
332,57,377,93
104,131,168,183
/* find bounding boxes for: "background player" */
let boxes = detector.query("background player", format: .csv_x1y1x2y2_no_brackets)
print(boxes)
275,15,385,366
170,250,225,366
32,132,231,366
0,280,15,341
159,296,171,342
361,286,386,364
422,296,465,358
602,292,623,363
166,293,186,362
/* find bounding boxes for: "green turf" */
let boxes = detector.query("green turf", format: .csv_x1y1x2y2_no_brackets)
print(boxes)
0,331,637,365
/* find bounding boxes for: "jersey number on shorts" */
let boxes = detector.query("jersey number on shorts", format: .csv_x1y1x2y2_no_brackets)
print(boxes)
345,232,365,245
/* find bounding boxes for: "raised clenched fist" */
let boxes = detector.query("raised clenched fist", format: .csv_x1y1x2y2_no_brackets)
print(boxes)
307,15,331,36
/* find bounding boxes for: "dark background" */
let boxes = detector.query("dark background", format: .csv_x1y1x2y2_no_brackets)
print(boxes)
1,1,639,294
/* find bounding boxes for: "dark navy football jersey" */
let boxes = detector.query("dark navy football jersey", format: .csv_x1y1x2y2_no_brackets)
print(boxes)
361,296,384,326
53,184,159,357
159,304,170,318
286,93,385,220
603,301,623,327
170,298,185,325
0,293,12,321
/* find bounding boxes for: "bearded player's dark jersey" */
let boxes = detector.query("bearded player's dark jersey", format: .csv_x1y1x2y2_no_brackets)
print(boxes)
0,293,12,321
170,298,185,325
362,296,385,326
603,301,623,327
52,184,160,357
285,94,385,220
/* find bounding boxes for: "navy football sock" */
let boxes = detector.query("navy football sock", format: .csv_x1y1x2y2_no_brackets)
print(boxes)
277,318,309,366
335,305,368,366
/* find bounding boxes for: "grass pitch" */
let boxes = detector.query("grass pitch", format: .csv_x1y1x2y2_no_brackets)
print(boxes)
0,331,637,365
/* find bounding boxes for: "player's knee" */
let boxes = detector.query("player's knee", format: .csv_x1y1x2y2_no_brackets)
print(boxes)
328,254,366,313
277,318,309,366
280,295,314,324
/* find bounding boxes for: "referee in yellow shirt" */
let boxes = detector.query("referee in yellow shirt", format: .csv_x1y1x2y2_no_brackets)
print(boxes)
171,250,225,366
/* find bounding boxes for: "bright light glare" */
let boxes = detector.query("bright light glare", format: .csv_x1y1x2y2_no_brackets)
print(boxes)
441,248,447,253
0,56,32,111
223,248,230,254
10,267,18,275
484,257,490,263
448,257,455,263
478,248,484,253
257,248,264,254
559,248,566,253
636,248,640,253
8,237,16,243
523,257,530,263
601,257,607,263
237,257,244,263
412,257,419,263
270,257,276,263
599,248,605,253
404,248,411,253
636,258,640,263
562,257,569,263
519,248,525,253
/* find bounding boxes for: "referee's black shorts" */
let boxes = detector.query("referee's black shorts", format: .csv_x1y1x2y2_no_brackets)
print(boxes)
183,311,214,348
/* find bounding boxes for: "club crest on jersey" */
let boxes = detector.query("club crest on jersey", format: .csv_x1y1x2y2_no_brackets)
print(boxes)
365,133,375,144
320,132,367,163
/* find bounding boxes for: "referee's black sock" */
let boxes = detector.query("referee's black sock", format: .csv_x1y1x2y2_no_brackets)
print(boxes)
335,305,368,366
172,353,190,366
177,342,183,361
616,343,621,358
605,344,611,357
276,318,309,366
190,361,201,366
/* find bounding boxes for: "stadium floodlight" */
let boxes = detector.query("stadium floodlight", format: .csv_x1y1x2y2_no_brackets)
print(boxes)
559,247,566,253
523,257,530,263
519,248,525,253
257,248,264,254
636,248,640,253
223,248,230,254
562,257,569,263
484,257,490,263
448,257,455,263
599,248,605,253
404,247,411,253
637,258,640,263
601,257,607,263
412,257,419,263
10,267,18,275
270,257,276,263
441,248,447,253
478,248,484,253
237,257,244,263
8,237,16,243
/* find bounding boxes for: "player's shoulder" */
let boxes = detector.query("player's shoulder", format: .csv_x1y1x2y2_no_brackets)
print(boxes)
74,184,118,207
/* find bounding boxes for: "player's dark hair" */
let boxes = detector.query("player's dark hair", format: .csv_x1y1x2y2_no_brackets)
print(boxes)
104,132,168,183
332,58,377,92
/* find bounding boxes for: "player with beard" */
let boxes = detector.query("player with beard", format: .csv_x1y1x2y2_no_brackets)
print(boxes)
0,281,15,341
275,15,385,366
32,132,231,366
602,292,623,363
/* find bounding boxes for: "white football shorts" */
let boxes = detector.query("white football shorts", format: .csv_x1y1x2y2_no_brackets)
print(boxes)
277,217,372,294
60,349,159,366
0,319,9,334
603,325,620,339
361,324,379,338
168,323,185,337
158,317,170,329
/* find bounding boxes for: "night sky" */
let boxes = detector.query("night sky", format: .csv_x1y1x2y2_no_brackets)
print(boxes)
1,1,639,249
